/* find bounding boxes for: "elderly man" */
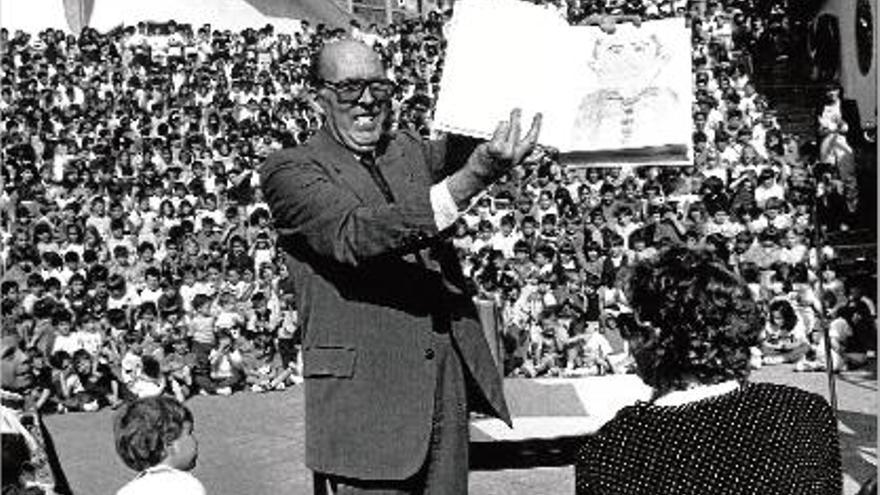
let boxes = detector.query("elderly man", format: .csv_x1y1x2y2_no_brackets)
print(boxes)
260,40,540,493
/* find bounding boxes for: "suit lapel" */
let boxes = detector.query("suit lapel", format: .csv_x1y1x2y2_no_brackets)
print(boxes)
375,136,410,200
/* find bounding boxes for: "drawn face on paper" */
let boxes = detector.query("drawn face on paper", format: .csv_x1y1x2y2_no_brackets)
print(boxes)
588,35,666,89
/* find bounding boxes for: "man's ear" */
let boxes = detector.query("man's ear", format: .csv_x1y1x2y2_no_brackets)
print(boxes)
314,88,331,116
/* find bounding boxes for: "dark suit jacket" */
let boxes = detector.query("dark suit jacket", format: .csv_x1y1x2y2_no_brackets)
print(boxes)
259,129,510,480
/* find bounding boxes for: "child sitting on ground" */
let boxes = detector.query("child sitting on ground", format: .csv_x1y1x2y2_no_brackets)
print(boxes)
114,396,204,495
195,330,244,396
128,355,167,399
61,349,122,412
522,309,566,377
758,298,811,366
563,319,613,377
162,337,196,402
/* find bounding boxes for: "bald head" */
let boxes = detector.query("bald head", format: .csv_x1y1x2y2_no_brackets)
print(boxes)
315,39,391,154
316,39,385,82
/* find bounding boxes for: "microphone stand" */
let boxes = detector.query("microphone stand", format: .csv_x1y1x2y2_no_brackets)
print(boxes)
811,181,838,415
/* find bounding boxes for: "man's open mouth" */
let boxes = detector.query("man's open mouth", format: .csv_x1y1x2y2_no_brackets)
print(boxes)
354,114,378,127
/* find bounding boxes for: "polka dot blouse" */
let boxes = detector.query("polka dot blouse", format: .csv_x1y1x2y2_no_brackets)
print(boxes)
576,382,842,495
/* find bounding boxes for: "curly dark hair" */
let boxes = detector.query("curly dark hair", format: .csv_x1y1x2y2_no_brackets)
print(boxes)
622,247,762,393
114,396,194,472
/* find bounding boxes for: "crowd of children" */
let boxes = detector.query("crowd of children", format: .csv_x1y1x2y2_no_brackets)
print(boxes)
0,0,876,425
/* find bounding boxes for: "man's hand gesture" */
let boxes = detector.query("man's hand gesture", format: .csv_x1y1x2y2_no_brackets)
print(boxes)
474,109,543,182
448,109,542,209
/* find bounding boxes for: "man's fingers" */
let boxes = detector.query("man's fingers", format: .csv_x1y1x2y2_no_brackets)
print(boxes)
489,120,509,152
506,109,522,156
513,113,542,162
524,112,542,144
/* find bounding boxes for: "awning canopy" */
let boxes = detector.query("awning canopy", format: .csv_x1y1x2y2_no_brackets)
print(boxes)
0,0,361,34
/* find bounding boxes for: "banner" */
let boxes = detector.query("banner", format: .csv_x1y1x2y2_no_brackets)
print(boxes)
433,0,693,165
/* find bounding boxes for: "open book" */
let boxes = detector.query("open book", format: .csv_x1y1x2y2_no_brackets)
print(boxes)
433,0,693,166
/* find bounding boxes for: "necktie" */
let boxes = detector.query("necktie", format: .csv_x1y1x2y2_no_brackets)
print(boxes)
360,154,395,204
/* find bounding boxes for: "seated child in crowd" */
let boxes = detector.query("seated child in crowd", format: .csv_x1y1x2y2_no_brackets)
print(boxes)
194,330,244,396
757,299,811,366
128,355,167,399
60,349,122,412
521,310,566,378
162,337,196,402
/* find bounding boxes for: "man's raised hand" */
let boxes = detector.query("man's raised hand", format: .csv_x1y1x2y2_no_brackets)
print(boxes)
447,108,542,209
478,109,542,181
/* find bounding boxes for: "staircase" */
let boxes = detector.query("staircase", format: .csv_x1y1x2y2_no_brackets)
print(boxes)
752,57,877,277
753,60,824,140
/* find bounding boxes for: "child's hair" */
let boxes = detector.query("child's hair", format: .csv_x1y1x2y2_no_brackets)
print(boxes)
49,350,71,369
138,302,158,319
215,328,233,342
138,242,155,256
107,308,129,330
45,277,62,293
107,274,127,293
64,251,80,265
72,348,92,365
191,293,211,311
144,267,161,280
141,355,162,380
53,308,72,325
26,273,44,288
114,396,194,472
113,245,130,260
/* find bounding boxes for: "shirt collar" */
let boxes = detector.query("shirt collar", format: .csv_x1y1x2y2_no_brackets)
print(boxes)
653,379,741,407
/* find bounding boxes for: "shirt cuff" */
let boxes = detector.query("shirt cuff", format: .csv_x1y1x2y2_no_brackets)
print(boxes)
430,178,461,231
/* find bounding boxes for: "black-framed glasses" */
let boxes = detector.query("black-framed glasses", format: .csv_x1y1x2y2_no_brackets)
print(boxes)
322,78,394,104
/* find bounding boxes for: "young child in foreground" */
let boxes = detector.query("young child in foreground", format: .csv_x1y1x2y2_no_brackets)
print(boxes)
114,396,205,495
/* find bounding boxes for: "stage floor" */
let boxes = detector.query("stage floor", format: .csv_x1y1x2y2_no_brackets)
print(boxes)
44,364,876,495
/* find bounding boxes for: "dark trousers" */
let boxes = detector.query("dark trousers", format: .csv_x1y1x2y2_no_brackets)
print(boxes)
316,331,469,495
278,337,299,369
192,369,244,394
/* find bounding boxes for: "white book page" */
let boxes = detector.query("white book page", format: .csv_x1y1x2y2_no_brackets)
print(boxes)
433,0,571,148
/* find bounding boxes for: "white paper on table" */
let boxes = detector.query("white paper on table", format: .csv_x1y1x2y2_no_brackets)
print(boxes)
433,0,693,163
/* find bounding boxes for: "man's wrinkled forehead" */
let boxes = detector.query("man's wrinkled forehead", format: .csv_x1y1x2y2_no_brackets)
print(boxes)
318,40,384,82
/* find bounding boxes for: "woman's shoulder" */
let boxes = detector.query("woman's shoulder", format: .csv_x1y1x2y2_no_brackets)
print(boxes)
577,382,839,486
599,381,833,431
736,382,835,417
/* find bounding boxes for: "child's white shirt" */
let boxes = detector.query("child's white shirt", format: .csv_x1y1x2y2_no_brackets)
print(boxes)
116,465,205,495
74,330,103,356
253,247,274,268
139,287,163,306
52,333,82,356
583,332,612,357
129,376,165,398
179,283,198,312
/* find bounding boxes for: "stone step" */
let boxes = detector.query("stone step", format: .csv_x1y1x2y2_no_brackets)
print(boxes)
826,228,878,246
